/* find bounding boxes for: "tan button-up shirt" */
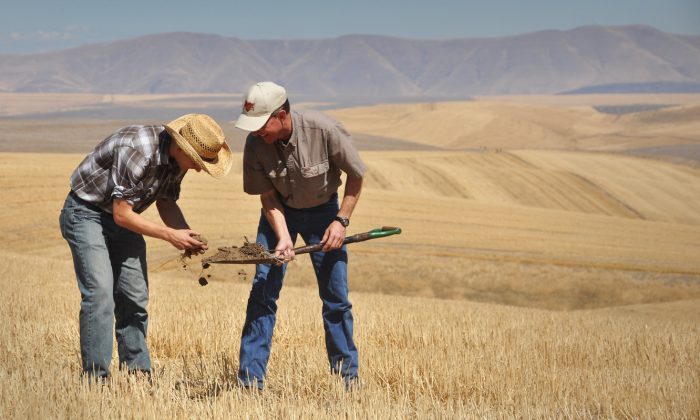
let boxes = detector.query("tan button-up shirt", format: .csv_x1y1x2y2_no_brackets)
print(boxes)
243,109,366,209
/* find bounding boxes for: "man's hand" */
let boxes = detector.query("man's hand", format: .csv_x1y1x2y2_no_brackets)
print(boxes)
182,233,209,257
168,229,209,252
273,236,295,264
321,220,346,252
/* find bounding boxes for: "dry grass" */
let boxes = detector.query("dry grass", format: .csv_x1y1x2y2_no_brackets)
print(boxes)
1,254,698,418
1,97,700,417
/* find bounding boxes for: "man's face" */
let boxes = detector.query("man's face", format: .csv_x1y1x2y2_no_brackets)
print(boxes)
170,143,202,173
253,111,284,144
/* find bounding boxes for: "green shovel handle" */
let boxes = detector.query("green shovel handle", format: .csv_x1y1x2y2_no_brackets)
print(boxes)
365,226,402,238
292,226,402,255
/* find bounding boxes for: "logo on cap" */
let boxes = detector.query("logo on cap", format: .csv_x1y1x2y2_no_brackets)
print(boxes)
244,101,255,113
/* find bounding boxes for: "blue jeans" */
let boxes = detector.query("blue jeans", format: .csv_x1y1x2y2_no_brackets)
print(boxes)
59,192,151,378
238,196,358,389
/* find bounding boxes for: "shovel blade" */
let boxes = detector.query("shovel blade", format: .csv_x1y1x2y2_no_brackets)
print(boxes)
202,244,278,265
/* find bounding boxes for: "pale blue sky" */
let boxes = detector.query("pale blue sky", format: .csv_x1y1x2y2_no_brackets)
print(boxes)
2,0,699,54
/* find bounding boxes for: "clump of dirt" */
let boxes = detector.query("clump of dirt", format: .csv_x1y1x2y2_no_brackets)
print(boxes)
198,274,211,286
196,240,278,286
179,234,209,269
204,242,270,264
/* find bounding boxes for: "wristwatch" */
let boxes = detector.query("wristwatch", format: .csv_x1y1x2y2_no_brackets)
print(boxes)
334,216,350,227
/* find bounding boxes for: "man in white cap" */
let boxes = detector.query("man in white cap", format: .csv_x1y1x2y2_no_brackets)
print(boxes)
59,114,232,381
235,81,366,389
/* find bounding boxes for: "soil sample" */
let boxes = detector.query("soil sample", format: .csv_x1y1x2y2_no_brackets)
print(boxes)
202,242,278,265
197,241,280,286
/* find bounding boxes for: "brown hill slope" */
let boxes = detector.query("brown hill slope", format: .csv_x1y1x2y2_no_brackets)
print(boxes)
328,98,700,151
359,150,700,224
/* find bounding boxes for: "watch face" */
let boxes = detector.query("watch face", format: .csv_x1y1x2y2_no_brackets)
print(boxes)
335,216,349,227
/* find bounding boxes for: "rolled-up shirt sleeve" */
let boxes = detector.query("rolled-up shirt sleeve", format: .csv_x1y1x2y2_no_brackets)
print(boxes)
110,146,151,205
328,122,366,178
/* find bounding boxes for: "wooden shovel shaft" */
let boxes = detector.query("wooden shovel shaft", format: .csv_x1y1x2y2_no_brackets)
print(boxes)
290,226,401,255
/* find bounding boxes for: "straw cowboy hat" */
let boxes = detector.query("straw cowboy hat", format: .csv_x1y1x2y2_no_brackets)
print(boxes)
164,114,232,178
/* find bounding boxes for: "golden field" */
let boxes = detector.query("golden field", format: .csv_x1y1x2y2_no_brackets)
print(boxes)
0,94,699,418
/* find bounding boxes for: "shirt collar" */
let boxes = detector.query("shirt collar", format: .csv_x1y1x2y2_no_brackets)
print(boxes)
288,110,299,149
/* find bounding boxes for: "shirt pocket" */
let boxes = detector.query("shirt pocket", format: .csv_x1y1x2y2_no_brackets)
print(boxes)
301,160,329,178
300,160,330,194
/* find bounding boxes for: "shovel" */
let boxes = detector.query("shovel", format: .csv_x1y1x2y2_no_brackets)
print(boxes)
202,226,402,265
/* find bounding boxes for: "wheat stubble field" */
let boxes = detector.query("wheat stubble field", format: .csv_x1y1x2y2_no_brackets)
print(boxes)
0,93,699,418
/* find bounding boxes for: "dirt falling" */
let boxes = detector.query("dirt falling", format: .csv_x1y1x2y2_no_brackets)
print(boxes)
179,234,208,268
176,234,213,285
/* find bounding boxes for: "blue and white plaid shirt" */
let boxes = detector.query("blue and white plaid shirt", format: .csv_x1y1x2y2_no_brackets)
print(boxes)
70,125,184,214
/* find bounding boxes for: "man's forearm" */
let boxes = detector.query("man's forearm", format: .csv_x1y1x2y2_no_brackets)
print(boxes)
156,198,190,229
260,189,291,242
338,175,363,219
113,199,173,241
114,199,204,251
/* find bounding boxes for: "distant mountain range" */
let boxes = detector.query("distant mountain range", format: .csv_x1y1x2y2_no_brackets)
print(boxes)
1,25,699,97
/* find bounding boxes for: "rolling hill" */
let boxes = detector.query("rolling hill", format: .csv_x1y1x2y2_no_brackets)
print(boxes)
1,95,699,310
2,145,699,309
328,98,700,153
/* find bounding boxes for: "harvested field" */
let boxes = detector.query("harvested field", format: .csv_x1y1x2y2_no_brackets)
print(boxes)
1,95,699,417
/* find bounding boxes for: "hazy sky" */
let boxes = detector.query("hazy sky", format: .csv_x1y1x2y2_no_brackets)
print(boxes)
2,0,699,54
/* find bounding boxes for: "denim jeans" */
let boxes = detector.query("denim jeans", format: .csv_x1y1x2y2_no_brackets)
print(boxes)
238,195,358,389
59,192,151,378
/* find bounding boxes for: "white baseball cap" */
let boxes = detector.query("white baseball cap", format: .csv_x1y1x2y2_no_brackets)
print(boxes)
235,81,288,132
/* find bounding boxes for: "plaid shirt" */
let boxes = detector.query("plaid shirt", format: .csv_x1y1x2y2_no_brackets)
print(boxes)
70,125,183,214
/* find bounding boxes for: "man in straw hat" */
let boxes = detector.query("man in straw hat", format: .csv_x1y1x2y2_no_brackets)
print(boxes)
234,81,366,390
59,114,232,380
